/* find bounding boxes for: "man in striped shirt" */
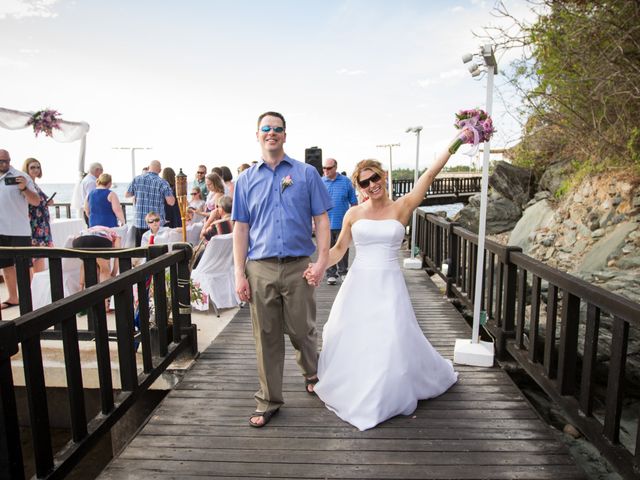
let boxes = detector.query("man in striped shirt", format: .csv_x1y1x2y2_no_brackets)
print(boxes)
322,158,358,285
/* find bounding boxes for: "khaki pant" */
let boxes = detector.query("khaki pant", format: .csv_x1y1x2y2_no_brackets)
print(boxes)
246,257,318,413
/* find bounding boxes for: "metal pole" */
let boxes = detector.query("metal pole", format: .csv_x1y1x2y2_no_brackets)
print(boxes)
471,64,494,344
410,130,421,259
388,146,394,199
131,148,136,180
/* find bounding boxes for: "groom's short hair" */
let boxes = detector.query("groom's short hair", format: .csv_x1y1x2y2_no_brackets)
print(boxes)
257,111,286,130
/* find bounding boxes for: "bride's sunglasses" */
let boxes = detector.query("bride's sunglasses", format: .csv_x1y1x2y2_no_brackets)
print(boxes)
358,172,382,189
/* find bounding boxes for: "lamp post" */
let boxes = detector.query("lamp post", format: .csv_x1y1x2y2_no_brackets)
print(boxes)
376,143,400,199
112,147,152,180
454,44,498,367
403,127,423,269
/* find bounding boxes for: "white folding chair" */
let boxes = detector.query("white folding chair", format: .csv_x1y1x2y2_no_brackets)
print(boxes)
31,256,83,310
190,233,239,316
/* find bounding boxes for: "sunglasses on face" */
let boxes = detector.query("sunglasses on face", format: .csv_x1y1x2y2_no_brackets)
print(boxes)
358,172,382,189
322,165,335,170
147,218,160,224
190,192,198,195
29,165,41,169
260,126,285,133
196,171,206,175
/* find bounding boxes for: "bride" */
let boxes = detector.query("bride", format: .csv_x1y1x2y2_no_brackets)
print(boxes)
304,129,469,431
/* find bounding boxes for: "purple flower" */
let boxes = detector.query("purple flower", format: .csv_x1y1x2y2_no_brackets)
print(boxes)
27,109,62,138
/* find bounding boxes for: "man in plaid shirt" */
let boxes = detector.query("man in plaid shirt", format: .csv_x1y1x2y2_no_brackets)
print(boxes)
126,159,175,246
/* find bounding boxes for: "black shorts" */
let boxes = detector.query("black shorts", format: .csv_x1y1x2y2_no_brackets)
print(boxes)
0,235,32,268
72,235,112,249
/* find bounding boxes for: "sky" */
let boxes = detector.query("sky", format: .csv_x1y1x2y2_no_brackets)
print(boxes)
1,0,538,184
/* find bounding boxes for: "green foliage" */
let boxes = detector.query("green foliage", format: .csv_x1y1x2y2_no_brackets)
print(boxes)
499,1,640,184
392,168,427,180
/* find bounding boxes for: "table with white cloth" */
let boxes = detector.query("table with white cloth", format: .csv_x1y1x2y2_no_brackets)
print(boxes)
50,218,85,247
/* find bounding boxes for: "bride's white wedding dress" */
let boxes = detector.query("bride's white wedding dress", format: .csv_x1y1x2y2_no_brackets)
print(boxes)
315,218,458,431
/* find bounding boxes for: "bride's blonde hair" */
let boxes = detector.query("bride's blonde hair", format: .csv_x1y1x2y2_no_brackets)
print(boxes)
351,159,387,192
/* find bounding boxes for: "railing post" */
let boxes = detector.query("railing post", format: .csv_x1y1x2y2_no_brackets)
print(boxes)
446,222,459,298
149,245,169,357
496,246,521,360
0,321,23,480
172,244,198,357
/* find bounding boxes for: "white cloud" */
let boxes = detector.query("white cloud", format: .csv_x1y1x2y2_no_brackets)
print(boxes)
450,6,465,13
418,68,466,88
0,56,29,68
0,0,59,19
337,68,365,76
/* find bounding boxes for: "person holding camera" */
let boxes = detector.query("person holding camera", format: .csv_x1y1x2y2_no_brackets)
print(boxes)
0,149,40,310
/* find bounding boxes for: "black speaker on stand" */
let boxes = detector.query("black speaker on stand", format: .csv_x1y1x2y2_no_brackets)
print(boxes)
305,146,323,177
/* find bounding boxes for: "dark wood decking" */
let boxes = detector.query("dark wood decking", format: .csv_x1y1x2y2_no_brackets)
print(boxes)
100,263,585,479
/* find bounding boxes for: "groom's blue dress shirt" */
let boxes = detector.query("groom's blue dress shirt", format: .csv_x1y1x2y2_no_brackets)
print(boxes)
232,155,332,260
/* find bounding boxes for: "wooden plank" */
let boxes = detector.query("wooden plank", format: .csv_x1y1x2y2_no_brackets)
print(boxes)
99,251,584,479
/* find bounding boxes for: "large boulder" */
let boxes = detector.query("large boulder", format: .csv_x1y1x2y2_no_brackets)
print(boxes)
454,191,522,234
577,222,638,274
508,199,555,252
539,160,571,197
489,161,535,208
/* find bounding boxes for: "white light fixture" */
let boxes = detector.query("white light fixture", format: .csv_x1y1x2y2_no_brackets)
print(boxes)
376,143,400,199
404,126,423,270
454,44,498,368
113,146,152,180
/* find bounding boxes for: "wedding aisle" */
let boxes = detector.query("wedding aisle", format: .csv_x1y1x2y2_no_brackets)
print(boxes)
99,253,585,479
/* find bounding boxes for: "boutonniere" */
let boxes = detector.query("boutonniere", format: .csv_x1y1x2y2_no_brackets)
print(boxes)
281,175,293,193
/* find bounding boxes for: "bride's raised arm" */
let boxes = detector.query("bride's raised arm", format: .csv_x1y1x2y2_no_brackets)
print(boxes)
396,130,470,218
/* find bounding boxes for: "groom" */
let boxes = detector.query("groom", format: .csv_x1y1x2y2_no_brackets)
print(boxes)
232,111,332,427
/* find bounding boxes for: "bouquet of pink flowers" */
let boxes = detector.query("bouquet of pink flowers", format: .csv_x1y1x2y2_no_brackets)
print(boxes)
449,108,495,154
27,109,62,138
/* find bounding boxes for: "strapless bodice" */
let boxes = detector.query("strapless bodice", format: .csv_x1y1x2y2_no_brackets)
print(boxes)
351,219,405,268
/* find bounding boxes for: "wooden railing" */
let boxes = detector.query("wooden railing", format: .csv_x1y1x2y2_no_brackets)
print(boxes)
392,176,482,199
0,244,197,479
47,202,135,220
414,210,640,479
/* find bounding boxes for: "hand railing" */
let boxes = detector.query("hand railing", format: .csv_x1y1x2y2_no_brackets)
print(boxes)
415,209,640,479
0,244,196,479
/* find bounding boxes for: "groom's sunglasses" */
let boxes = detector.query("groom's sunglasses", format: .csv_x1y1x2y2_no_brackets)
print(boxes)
358,172,382,189
260,126,285,133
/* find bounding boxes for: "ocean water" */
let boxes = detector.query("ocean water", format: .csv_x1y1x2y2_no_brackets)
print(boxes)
39,182,130,204
40,182,133,220
40,183,465,221
419,202,464,219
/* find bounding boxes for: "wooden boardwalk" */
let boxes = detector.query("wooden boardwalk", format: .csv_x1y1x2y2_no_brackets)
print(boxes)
100,264,585,479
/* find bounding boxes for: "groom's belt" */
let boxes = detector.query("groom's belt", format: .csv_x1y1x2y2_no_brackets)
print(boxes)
259,256,307,264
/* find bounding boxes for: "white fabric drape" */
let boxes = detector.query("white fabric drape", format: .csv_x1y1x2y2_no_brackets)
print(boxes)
0,107,89,142
0,106,91,215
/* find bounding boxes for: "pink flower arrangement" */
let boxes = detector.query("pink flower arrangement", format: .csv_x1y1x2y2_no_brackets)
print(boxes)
449,108,495,154
281,175,293,193
27,109,62,138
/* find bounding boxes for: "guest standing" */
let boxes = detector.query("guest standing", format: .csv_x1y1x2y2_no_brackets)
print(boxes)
192,165,208,198
80,162,103,225
125,160,175,246
161,167,182,228
22,157,54,273
321,157,357,285
86,173,125,228
0,149,40,310
220,166,235,197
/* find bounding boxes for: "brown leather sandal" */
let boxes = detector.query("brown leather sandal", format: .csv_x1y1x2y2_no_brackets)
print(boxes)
249,408,279,428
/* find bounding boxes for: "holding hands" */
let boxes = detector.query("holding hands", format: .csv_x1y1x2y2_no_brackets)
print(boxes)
303,262,324,287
